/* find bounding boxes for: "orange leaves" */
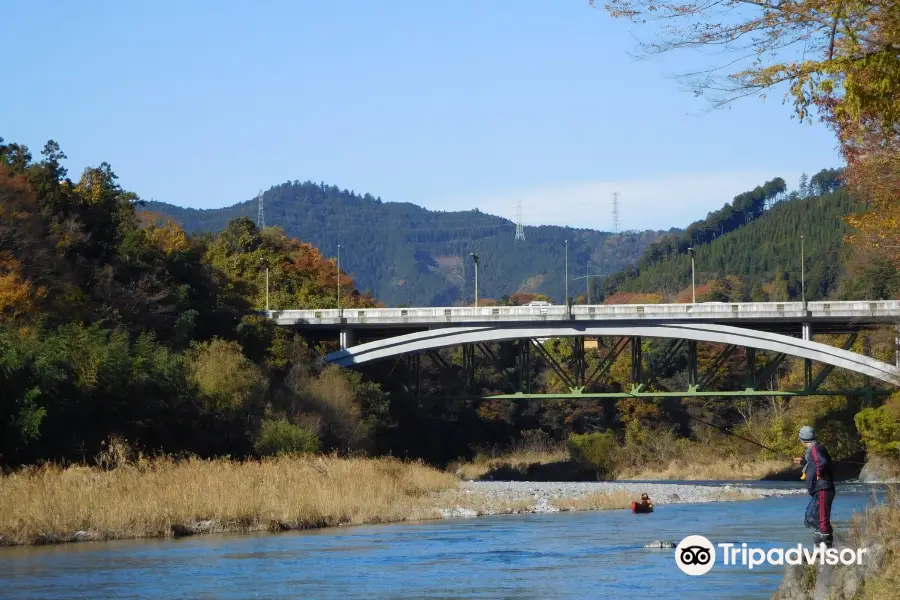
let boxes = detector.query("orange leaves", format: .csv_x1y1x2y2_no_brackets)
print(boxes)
0,164,47,321
0,254,42,322
603,291,664,304
616,396,660,425
141,213,190,256
597,0,898,139
674,284,709,303
476,399,516,423
73,168,109,206
206,219,380,310
842,140,900,263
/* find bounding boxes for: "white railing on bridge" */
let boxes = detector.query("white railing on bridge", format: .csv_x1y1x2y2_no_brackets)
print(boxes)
265,300,900,326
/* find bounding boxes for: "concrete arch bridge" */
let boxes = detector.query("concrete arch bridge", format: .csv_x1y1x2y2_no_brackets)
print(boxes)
267,301,900,400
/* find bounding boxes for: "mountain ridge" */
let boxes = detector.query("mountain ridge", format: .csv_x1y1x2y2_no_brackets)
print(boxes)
142,181,673,306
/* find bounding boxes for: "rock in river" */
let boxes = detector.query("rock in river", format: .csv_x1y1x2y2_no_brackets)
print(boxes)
644,540,676,549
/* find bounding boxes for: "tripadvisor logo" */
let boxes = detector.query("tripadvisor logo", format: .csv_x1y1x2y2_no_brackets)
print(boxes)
674,535,869,575
676,535,716,576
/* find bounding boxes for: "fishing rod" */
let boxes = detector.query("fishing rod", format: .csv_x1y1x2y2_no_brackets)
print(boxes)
617,388,867,465
684,413,867,466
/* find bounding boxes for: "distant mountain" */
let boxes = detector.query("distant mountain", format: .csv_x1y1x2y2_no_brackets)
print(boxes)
142,181,671,306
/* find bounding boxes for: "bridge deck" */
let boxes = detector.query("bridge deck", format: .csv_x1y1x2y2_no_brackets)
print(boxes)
267,301,900,332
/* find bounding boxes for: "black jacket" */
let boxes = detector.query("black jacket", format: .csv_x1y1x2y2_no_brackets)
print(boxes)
803,442,835,495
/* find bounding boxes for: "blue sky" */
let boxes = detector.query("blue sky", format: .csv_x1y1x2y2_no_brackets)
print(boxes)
2,0,840,231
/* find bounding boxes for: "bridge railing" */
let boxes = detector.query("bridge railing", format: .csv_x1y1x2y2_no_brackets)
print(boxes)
265,300,900,325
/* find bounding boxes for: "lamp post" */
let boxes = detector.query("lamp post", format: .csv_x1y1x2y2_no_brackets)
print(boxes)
337,244,341,311
688,247,696,303
564,240,569,307
801,235,805,304
470,253,479,307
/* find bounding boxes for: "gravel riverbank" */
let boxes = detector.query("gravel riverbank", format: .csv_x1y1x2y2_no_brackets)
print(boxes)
434,481,807,518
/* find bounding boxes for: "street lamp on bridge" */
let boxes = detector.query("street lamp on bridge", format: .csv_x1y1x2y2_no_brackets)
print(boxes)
688,246,696,303
470,253,479,307
564,240,569,308
337,244,342,312
801,235,805,304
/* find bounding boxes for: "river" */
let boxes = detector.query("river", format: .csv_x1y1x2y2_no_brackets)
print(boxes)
0,482,883,599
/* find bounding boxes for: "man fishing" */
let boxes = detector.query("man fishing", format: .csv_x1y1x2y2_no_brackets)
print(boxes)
792,426,835,548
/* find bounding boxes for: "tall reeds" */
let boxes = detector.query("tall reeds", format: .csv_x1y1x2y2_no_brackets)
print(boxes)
0,454,458,546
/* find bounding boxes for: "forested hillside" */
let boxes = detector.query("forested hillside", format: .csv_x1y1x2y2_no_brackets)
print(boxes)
144,182,671,307
596,169,865,302
0,137,381,466
3,135,900,481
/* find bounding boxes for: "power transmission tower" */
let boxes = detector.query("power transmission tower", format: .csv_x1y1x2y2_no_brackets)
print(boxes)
612,191,620,234
515,200,525,241
256,189,265,229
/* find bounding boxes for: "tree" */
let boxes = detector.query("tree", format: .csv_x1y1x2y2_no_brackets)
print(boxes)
798,173,810,200
594,0,900,126
187,338,268,416
594,0,900,265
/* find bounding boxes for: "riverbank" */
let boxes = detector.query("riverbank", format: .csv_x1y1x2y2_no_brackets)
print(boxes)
452,449,795,482
0,456,458,546
0,456,808,547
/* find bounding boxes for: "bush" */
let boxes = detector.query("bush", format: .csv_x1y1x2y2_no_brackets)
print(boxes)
187,338,268,415
254,418,320,456
567,431,620,480
620,421,686,468
855,397,900,458
296,366,371,453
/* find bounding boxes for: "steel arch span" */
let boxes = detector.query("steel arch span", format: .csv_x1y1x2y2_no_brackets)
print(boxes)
326,323,900,387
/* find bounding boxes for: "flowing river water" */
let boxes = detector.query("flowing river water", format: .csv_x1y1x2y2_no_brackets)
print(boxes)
0,482,883,599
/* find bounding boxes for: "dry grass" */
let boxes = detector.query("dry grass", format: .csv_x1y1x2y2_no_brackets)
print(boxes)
451,448,570,480
554,491,634,511
616,458,790,481
0,455,458,546
454,451,790,482
849,485,900,600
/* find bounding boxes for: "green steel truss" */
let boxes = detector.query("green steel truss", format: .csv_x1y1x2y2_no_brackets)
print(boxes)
397,335,888,401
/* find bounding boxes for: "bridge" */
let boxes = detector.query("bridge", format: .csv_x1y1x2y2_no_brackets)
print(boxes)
266,301,900,399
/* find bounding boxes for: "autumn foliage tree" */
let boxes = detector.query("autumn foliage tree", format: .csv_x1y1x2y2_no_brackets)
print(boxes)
593,0,900,262
0,137,387,466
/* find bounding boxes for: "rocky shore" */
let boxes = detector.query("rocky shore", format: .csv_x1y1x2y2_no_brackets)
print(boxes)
434,481,806,518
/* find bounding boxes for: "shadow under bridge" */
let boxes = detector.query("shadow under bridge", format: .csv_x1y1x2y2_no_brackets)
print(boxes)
324,322,900,399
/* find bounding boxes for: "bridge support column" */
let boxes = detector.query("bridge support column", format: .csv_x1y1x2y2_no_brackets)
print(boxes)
463,344,475,394
896,325,900,368
801,323,813,390
688,340,698,386
573,337,585,387
746,348,756,389
804,359,813,391
339,328,356,350
631,337,642,384
518,340,532,393
406,354,420,396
